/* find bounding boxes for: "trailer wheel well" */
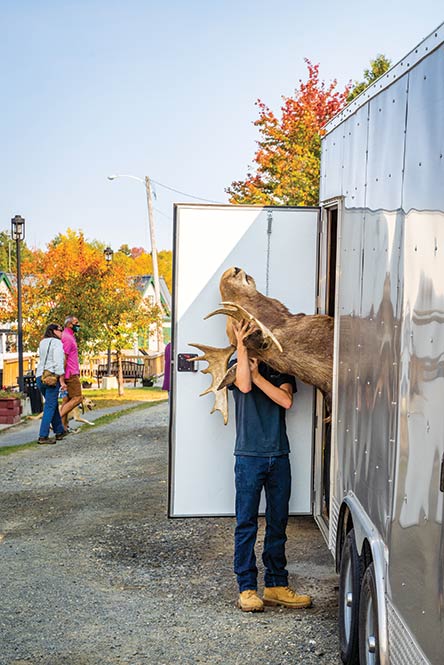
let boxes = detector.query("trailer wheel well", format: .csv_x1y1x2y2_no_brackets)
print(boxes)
361,538,373,571
336,504,353,571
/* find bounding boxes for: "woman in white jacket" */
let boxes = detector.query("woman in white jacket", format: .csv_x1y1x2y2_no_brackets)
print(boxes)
36,324,68,444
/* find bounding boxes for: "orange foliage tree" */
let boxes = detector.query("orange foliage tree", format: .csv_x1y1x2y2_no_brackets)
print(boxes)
226,60,349,206
130,249,173,293
1,229,160,361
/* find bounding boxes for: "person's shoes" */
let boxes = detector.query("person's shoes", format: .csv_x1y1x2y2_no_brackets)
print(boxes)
263,586,312,608
237,590,264,612
55,431,68,440
38,436,56,445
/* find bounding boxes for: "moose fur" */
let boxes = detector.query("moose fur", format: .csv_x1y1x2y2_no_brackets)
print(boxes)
219,267,334,410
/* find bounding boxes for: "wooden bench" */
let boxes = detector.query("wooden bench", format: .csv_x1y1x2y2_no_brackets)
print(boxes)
95,361,144,388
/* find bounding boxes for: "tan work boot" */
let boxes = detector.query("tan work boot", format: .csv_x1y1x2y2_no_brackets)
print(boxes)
263,586,312,608
237,589,264,612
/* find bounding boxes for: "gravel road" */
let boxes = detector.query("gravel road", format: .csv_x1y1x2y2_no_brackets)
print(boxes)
0,402,341,665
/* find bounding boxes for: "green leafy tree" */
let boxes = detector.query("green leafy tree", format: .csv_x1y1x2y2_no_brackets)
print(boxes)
0,230,33,273
347,54,391,102
118,244,131,256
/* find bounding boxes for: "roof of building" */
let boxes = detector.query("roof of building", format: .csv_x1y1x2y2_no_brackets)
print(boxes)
134,275,171,314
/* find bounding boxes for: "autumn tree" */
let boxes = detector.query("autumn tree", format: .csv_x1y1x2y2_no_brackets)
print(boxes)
131,249,172,293
347,54,391,102
0,230,34,272
99,261,161,395
226,60,349,207
227,55,392,207
0,230,159,372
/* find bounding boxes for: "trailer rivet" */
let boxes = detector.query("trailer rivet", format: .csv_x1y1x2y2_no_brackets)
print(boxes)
402,582,406,586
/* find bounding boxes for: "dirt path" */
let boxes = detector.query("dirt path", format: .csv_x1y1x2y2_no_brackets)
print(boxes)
0,402,341,665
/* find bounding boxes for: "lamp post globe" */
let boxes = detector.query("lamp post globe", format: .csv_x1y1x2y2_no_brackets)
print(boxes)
104,246,114,263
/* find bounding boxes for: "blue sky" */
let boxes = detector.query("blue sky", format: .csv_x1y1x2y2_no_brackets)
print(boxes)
1,1,443,252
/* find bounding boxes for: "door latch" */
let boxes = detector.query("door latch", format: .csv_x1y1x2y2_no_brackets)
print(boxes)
177,353,198,372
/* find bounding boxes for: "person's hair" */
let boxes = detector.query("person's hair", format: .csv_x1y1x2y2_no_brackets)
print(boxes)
43,323,63,339
64,315,76,327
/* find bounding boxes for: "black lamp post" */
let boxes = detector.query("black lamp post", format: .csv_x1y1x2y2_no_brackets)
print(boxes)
11,215,25,392
103,247,114,375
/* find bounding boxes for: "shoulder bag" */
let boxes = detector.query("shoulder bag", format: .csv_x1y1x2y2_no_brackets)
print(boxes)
41,340,59,386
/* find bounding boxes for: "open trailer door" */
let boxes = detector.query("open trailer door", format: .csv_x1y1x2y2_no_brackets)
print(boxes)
169,204,320,517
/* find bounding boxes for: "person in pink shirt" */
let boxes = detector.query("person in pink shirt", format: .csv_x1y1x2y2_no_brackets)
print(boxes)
60,315,83,430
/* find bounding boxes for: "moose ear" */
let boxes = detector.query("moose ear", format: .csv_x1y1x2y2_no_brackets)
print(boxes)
188,343,235,425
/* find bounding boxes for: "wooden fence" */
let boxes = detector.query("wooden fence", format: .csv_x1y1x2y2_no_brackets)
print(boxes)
1,351,165,389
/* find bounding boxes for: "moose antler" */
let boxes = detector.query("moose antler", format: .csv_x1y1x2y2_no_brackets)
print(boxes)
188,343,235,425
205,301,283,353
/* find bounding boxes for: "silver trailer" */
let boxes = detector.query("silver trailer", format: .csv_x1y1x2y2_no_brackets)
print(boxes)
320,22,444,665
170,21,444,665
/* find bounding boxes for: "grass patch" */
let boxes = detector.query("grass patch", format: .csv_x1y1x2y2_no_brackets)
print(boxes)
84,400,165,428
0,441,38,456
0,400,167,457
83,386,166,409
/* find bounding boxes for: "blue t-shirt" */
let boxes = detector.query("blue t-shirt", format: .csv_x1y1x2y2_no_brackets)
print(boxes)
228,361,297,457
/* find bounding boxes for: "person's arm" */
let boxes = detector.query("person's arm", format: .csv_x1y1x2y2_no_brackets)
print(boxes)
250,359,293,409
232,320,253,393
54,341,68,390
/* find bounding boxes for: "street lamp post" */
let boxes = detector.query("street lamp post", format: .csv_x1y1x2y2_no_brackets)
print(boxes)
107,174,163,352
103,246,114,375
11,215,25,392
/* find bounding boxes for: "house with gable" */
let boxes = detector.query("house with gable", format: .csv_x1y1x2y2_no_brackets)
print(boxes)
134,274,171,352
0,272,19,386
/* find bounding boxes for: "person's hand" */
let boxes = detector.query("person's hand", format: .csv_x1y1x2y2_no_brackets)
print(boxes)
60,383,67,391
232,319,251,347
248,357,259,380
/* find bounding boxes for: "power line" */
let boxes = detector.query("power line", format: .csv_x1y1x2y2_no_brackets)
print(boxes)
153,207,172,221
150,178,224,204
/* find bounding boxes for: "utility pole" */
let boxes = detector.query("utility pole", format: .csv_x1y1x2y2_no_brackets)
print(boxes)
144,176,163,352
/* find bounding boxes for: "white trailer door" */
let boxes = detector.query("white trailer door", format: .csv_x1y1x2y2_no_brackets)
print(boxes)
170,204,319,516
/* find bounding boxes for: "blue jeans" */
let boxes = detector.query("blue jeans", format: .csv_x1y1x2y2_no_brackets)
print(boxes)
234,455,291,592
36,377,64,438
